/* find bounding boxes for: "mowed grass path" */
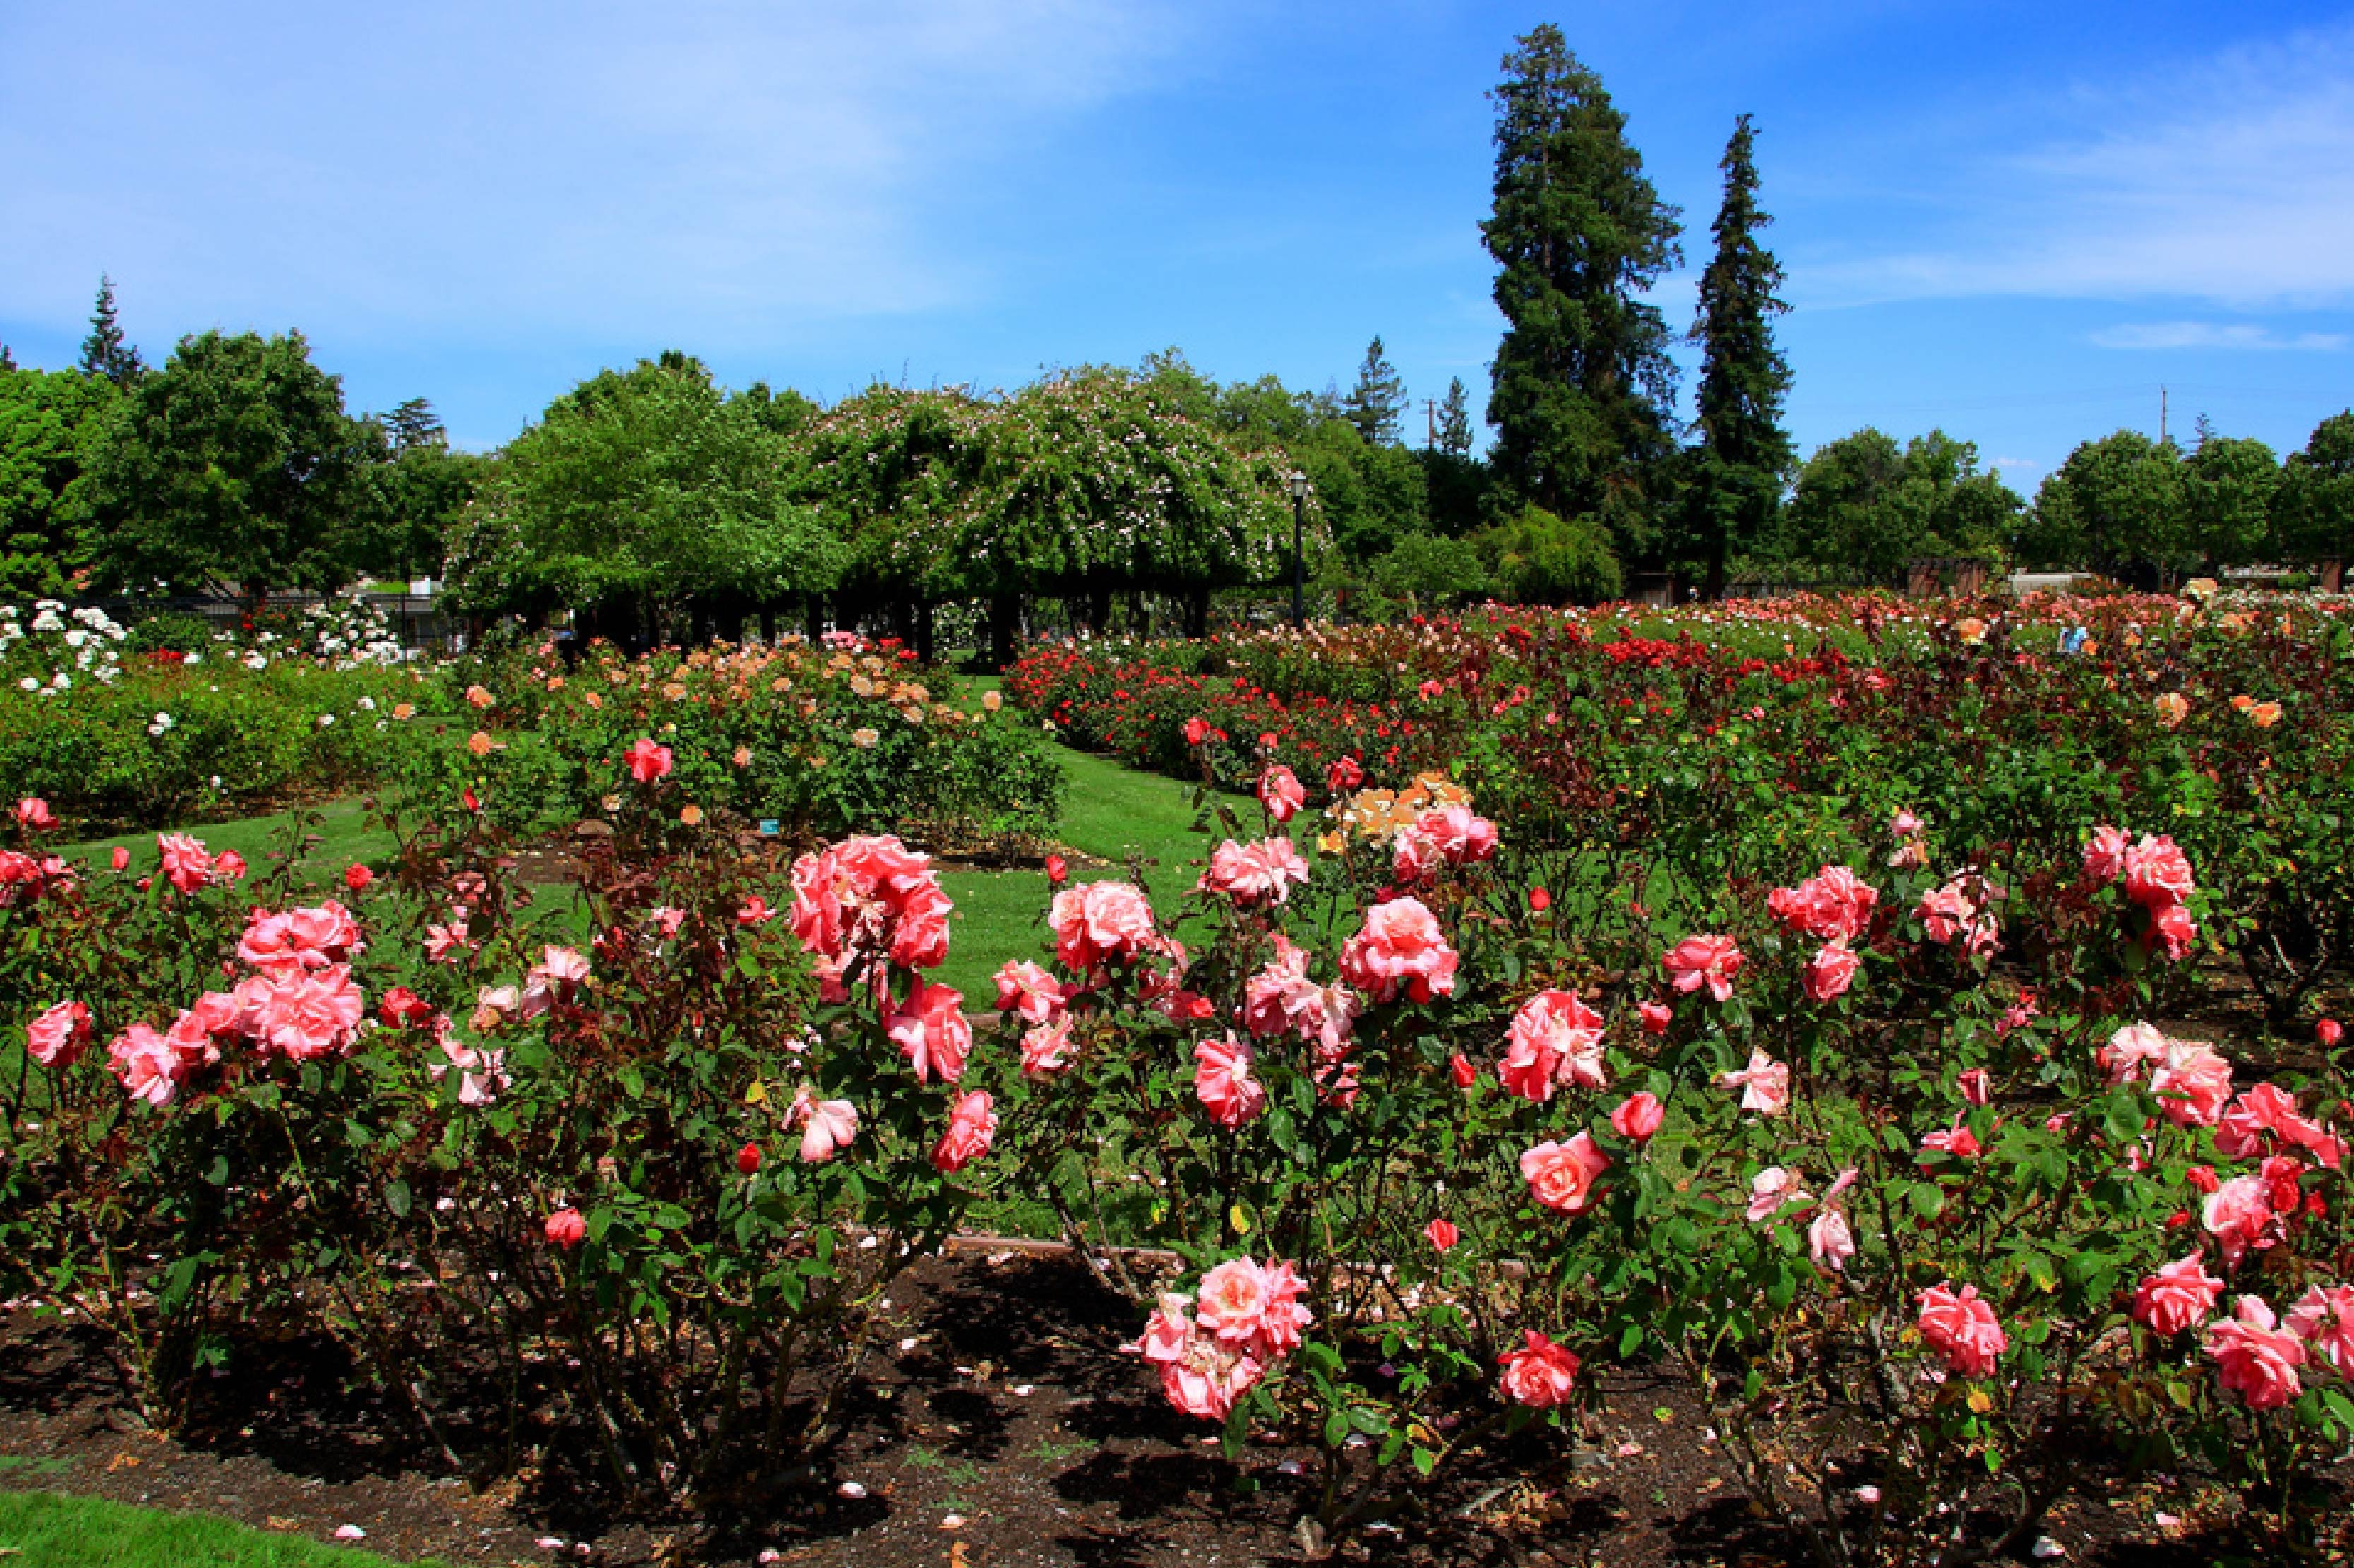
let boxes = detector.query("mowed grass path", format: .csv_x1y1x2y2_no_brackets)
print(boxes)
0,1489,450,1567
52,742,1230,1003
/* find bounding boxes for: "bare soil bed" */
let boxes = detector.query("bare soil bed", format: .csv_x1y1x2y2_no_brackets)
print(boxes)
0,1248,2344,1567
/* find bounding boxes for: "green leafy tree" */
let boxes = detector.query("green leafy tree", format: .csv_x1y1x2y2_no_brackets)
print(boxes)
1342,336,1406,446
1477,503,1622,604
1481,25,1682,547
2024,431,2186,580
1435,376,1474,458
76,275,145,386
72,330,372,600
1781,429,2018,583
2181,426,2278,568
1688,114,1794,597
448,352,841,637
0,366,121,595
1370,532,1490,612
2272,410,2354,569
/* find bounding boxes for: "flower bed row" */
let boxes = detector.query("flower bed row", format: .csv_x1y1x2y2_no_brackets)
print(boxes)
1,731,2349,1561
1006,591,2354,1022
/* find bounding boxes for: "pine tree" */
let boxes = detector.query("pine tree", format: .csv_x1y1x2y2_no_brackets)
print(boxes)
1343,336,1406,445
0,342,16,371
1481,25,1682,539
384,395,447,452
77,275,145,385
1438,376,1473,457
1689,114,1794,597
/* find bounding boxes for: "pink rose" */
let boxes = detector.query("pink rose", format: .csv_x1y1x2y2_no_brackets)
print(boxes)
2123,833,2196,910
2203,1173,2285,1267
2216,1083,2343,1168
1917,1282,2007,1379
1499,1330,1580,1408
14,797,55,832
535,945,590,987
789,835,954,976
1194,1034,1267,1129
1135,1294,1263,1422
1802,942,1860,1003
239,902,364,973
424,919,472,964
1498,989,1606,1103
1326,755,1363,795
1411,805,1498,867
1611,1091,1664,1143
1200,838,1311,906
250,966,366,1060
1240,936,1358,1054
1638,1000,1672,1036
1049,880,1160,972
790,1088,859,1163
344,863,373,892
1746,1166,1811,1223
2132,1255,2225,1337
1920,1119,1981,1160
1521,1132,1611,1217
1956,1069,1992,1107
2083,823,2130,882
2097,1022,2169,1085
26,1000,92,1068
1918,879,1998,956
156,832,214,894
2286,1283,2354,1375
993,959,1067,1027
1808,1206,1856,1271
932,1090,998,1173
1020,1015,1076,1078
2150,1039,2233,1129
2205,1295,2305,1411
885,979,971,1084
108,1024,184,1106
1426,1217,1459,1251
1195,1256,1312,1360
544,1208,587,1248
624,738,673,783
110,846,129,872
215,851,247,882
2321,1017,2343,1048
1339,896,1458,1004
1257,765,1306,823
2150,902,2197,962
1662,935,1743,1002
1719,1049,1791,1117
1767,865,1878,943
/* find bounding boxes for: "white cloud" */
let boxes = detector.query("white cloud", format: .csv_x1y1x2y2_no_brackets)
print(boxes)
2090,322,2347,352
1992,457,2038,470
0,1,1195,349
1801,24,2354,309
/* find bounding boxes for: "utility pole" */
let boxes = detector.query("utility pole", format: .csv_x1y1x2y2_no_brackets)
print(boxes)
2161,385,2168,445
1423,398,1438,448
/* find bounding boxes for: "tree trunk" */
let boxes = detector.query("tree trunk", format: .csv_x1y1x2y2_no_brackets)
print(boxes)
1086,585,1111,634
805,594,825,645
1183,588,1209,639
988,594,1020,671
916,599,936,666
759,604,777,645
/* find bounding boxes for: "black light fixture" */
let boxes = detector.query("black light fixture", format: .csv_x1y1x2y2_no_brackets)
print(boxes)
1287,472,1312,628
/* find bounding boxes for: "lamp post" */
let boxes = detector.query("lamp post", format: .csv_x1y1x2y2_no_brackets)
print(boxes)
1288,472,1312,629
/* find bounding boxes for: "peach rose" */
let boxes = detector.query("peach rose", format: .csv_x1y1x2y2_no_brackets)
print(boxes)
1499,1330,1580,1408
1521,1132,1611,1217
2206,1295,2305,1411
2132,1255,2224,1337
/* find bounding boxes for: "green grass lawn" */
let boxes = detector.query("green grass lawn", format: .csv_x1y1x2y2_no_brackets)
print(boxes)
934,743,1235,995
60,798,399,893
0,1489,451,1567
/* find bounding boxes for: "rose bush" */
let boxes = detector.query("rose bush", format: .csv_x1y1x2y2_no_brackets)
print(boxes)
980,724,2350,1560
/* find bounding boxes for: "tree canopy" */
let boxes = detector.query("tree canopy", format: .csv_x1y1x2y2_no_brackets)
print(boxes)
73,330,374,599
1481,25,1683,543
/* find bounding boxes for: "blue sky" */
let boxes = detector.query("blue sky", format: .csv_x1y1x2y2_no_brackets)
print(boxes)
4,1,2350,489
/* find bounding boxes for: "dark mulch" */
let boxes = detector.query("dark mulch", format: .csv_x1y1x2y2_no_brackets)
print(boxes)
0,1250,2343,1567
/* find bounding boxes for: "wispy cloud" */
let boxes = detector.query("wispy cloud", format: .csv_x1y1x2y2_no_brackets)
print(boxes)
2091,321,2347,352
1801,23,2354,309
0,1,1195,352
